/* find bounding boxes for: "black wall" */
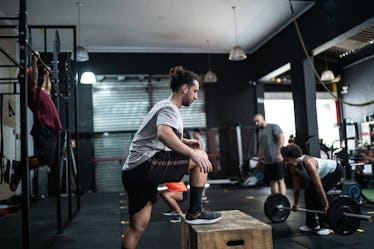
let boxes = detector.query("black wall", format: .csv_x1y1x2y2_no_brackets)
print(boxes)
79,53,256,129
342,56,374,123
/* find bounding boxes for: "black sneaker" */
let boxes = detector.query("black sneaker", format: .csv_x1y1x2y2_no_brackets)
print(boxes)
163,209,177,216
169,215,182,223
9,160,21,192
4,159,11,183
185,210,222,225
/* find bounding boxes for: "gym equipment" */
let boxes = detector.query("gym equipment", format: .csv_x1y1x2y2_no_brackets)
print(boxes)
342,180,362,201
264,193,291,223
0,204,10,216
25,42,52,73
256,172,264,181
327,179,374,206
241,171,264,187
328,195,363,235
182,210,272,249
264,193,373,235
0,45,24,70
241,157,265,187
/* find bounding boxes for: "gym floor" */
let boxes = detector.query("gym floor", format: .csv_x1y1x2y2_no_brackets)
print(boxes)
1,185,373,249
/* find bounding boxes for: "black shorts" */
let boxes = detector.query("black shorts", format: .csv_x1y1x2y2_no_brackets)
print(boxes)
122,151,189,215
34,125,59,166
264,161,285,182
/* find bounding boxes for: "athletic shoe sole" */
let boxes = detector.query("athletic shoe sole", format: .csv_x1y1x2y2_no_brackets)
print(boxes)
169,218,181,223
163,212,177,216
316,229,333,236
184,215,222,225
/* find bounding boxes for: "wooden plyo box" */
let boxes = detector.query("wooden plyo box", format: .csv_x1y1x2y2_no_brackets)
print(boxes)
181,210,272,249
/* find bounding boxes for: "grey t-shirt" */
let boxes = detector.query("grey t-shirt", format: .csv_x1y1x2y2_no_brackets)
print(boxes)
258,123,282,163
122,99,183,171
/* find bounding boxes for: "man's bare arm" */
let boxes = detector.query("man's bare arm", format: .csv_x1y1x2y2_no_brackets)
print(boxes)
276,132,285,161
29,52,40,90
157,125,212,173
41,67,52,95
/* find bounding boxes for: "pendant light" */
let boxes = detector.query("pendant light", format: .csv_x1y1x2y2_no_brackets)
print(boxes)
320,69,335,82
71,2,89,62
80,71,96,84
204,40,218,83
320,52,335,82
229,6,247,61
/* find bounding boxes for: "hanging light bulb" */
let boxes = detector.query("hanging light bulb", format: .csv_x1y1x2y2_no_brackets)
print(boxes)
204,40,218,83
80,71,96,84
320,52,335,82
71,2,89,62
229,6,247,61
320,70,335,82
204,70,218,83
75,46,89,62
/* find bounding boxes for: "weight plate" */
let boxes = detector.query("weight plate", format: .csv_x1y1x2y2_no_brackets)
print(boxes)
327,195,361,235
347,184,361,200
264,193,291,223
256,172,264,181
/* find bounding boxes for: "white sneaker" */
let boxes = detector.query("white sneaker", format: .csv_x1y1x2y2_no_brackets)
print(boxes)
299,225,320,232
299,225,311,232
316,228,333,236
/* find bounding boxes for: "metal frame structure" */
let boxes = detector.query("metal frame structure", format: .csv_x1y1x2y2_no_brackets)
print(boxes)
0,1,81,248
28,23,82,226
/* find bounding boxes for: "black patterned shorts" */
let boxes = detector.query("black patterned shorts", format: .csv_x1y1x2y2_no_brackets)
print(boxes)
122,151,189,215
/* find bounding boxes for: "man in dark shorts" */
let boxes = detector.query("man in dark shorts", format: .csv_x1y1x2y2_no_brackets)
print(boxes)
253,113,286,195
121,66,221,249
8,52,62,191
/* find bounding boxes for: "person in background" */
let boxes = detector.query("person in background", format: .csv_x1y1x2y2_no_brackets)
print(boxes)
7,51,62,192
361,151,374,163
159,181,188,223
160,129,191,223
253,113,286,195
281,143,343,236
288,135,295,144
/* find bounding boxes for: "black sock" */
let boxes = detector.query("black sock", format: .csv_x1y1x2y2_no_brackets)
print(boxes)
188,186,204,214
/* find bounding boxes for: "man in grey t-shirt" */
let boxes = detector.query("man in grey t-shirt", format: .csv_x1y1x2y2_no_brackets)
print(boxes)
121,66,221,249
253,113,286,195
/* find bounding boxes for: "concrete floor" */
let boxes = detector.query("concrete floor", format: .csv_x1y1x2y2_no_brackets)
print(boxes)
1,184,374,249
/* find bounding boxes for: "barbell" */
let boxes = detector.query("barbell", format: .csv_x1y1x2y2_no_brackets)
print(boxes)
264,193,373,235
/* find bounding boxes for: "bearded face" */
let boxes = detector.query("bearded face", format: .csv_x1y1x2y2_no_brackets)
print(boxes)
182,80,199,107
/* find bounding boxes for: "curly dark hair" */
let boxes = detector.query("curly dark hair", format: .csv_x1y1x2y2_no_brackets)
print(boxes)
169,66,198,92
280,144,303,158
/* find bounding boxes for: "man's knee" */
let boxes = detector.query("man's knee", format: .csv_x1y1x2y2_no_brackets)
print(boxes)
129,220,149,234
